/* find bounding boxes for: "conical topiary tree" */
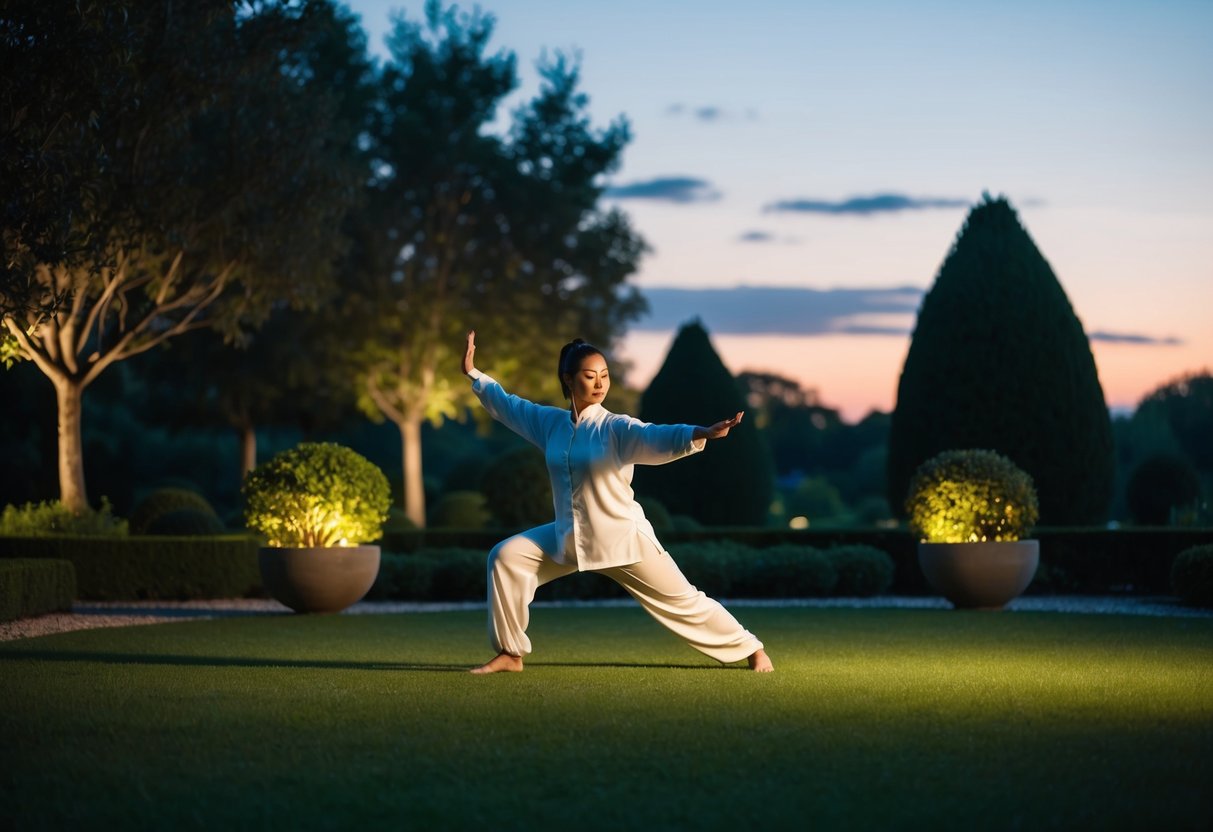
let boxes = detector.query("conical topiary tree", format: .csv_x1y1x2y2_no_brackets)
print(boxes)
887,195,1114,525
634,320,775,526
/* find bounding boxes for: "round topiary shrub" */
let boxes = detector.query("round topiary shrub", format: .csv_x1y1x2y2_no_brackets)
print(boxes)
1171,544,1213,608
145,508,226,536
906,449,1039,543
827,545,895,596
428,491,492,529
480,446,552,528
1126,454,1202,526
129,488,217,535
242,442,391,547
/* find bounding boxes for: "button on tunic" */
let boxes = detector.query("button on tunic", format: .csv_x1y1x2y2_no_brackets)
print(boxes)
469,370,705,570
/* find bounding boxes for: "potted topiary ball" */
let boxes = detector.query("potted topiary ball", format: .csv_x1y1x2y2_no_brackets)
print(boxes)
244,442,390,613
906,449,1041,610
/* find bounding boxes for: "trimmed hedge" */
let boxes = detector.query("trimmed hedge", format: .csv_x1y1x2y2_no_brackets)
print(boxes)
379,526,1213,596
0,535,261,601
0,559,77,622
369,541,894,602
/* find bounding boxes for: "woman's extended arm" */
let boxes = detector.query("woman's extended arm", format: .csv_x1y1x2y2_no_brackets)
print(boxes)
462,330,477,376
461,329,549,448
692,412,744,442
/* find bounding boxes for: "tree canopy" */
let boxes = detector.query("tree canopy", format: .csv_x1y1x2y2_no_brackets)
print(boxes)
337,2,647,525
886,195,1114,525
1,0,370,509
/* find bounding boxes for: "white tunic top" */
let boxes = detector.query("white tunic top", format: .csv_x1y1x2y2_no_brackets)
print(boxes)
469,369,705,570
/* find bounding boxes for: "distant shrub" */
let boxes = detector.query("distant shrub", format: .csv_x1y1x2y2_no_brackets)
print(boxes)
670,514,703,532
637,497,673,531
1171,544,1213,607
827,545,895,596
369,548,485,601
1126,454,1203,526
0,499,128,537
146,509,226,537
382,506,418,535
129,488,217,535
750,544,837,598
481,447,552,528
667,539,756,597
429,491,491,529
368,553,434,600
422,547,488,601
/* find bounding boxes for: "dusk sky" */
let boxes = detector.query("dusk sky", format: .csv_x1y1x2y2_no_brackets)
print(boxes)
347,0,1213,420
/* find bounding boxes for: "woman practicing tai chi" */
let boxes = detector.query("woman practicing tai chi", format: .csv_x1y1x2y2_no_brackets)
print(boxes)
462,330,773,674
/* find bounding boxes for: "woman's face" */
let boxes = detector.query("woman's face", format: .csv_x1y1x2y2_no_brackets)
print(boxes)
567,353,610,410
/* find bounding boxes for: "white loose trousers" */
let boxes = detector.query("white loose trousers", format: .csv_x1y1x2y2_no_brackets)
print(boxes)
488,523,764,665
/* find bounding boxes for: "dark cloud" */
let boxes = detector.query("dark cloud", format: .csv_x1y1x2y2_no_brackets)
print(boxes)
634,286,922,335
765,193,970,216
604,176,721,204
1088,331,1183,346
738,230,775,243
665,103,757,123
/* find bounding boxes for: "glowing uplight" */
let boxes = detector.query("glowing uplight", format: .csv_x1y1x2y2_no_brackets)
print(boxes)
789,516,810,529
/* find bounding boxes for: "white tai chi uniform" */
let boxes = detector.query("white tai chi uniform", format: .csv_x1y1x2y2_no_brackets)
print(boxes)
469,370,764,664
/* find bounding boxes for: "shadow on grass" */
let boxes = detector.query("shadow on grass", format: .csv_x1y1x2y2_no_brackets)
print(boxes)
0,650,469,672
0,650,729,672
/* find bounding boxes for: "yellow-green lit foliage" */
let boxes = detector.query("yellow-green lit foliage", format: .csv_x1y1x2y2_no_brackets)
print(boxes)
906,449,1039,543
242,443,390,547
0,498,127,537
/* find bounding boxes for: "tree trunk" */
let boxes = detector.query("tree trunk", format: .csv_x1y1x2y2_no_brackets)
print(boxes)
239,423,257,479
400,417,426,528
53,377,88,512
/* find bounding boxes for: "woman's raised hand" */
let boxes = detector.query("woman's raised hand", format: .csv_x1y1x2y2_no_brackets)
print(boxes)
695,411,744,441
461,330,477,376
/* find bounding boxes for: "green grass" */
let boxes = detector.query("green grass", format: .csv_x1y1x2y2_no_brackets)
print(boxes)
2,607,1211,830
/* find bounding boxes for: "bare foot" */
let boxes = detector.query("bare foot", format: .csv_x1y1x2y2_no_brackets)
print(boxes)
469,652,524,674
747,648,773,673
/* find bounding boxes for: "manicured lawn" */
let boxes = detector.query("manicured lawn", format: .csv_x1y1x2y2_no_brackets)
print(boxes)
2,607,1211,830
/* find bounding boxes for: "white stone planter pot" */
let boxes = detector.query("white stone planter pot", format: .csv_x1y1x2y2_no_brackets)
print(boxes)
918,540,1040,610
258,545,381,614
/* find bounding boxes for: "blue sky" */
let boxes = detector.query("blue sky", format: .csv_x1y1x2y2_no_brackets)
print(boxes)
345,0,1213,419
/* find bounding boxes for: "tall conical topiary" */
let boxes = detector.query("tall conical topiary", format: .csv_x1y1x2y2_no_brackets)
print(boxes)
887,195,1114,524
634,320,775,526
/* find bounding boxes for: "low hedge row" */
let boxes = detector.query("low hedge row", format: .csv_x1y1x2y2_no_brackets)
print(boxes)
366,543,895,602
380,527,1213,595
0,535,261,601
0,559,76,622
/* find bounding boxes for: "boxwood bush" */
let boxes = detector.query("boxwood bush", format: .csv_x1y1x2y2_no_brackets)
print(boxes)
827,545,896,597
146,509,227,536
1171,544,1213,607
129,488,218,535
0,559,76,622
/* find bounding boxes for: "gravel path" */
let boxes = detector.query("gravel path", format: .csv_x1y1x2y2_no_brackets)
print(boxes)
2,595,1209,643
